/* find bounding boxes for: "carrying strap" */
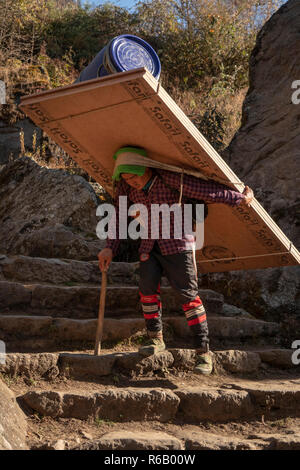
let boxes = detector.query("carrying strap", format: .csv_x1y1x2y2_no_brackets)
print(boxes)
156,171,208,221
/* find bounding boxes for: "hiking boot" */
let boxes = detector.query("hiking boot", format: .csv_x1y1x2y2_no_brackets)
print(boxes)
138,337,166,357
194,351,213,376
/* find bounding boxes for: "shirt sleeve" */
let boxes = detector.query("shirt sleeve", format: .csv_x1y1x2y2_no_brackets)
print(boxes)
156,168,246,206
105,179,129,257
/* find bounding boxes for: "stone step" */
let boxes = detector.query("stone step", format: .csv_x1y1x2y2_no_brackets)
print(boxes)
4,347,300,450
0,254,138,286
74,431,186,451
19,379,300,423
1,348,297,381
0,314,281,352
0,280,223,317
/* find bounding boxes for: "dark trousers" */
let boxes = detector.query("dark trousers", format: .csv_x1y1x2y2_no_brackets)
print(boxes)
138,241,209,351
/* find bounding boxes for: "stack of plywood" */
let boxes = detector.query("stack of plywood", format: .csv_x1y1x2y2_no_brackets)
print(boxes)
20,68,300,273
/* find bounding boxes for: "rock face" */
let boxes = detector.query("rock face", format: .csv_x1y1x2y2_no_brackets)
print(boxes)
0,378,28,450
201,264,299,322
0,156,105,259
223,0,300,245
215,0,300,320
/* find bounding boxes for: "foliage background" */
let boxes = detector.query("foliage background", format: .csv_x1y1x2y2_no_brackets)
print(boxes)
0,0,283,166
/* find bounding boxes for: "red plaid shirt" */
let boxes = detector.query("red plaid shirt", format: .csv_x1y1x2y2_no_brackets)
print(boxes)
105,168,245,256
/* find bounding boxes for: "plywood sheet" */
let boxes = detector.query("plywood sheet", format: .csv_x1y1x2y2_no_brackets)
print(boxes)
20,68,300,273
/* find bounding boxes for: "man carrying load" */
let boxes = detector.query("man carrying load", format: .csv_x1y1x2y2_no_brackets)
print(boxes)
98,146,254,375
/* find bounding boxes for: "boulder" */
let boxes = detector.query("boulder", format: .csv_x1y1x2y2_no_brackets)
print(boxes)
15,223,106,261
200,265,300,322
221,303,254,319
0,378,28,450
0,156,105,259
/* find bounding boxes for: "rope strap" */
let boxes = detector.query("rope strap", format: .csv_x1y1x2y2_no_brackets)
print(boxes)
199,242,293,264
178,171,184,205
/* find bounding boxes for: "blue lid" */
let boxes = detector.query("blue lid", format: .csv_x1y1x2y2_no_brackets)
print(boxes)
108,35,161,80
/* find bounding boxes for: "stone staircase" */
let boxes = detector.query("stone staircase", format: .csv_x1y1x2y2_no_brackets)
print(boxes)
0,253,299,450
0,254,282,351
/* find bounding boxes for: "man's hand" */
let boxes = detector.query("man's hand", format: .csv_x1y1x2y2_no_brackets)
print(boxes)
240,185,254,207
98,248,113,272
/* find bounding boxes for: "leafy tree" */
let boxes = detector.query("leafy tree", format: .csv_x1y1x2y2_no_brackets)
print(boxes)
0,0,284,154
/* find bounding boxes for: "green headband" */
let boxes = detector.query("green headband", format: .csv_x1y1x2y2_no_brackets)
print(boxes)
112,147,147,181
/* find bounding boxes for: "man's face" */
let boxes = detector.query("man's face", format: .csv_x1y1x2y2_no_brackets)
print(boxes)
122,167,152,190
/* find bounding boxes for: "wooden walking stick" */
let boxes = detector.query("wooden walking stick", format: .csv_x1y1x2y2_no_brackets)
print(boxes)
94,269,107,356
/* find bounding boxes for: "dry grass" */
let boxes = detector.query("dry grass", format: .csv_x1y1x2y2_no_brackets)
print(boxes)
168,81,248,150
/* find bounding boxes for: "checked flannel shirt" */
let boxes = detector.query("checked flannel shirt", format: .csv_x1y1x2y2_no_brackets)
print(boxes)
105,168,246,257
